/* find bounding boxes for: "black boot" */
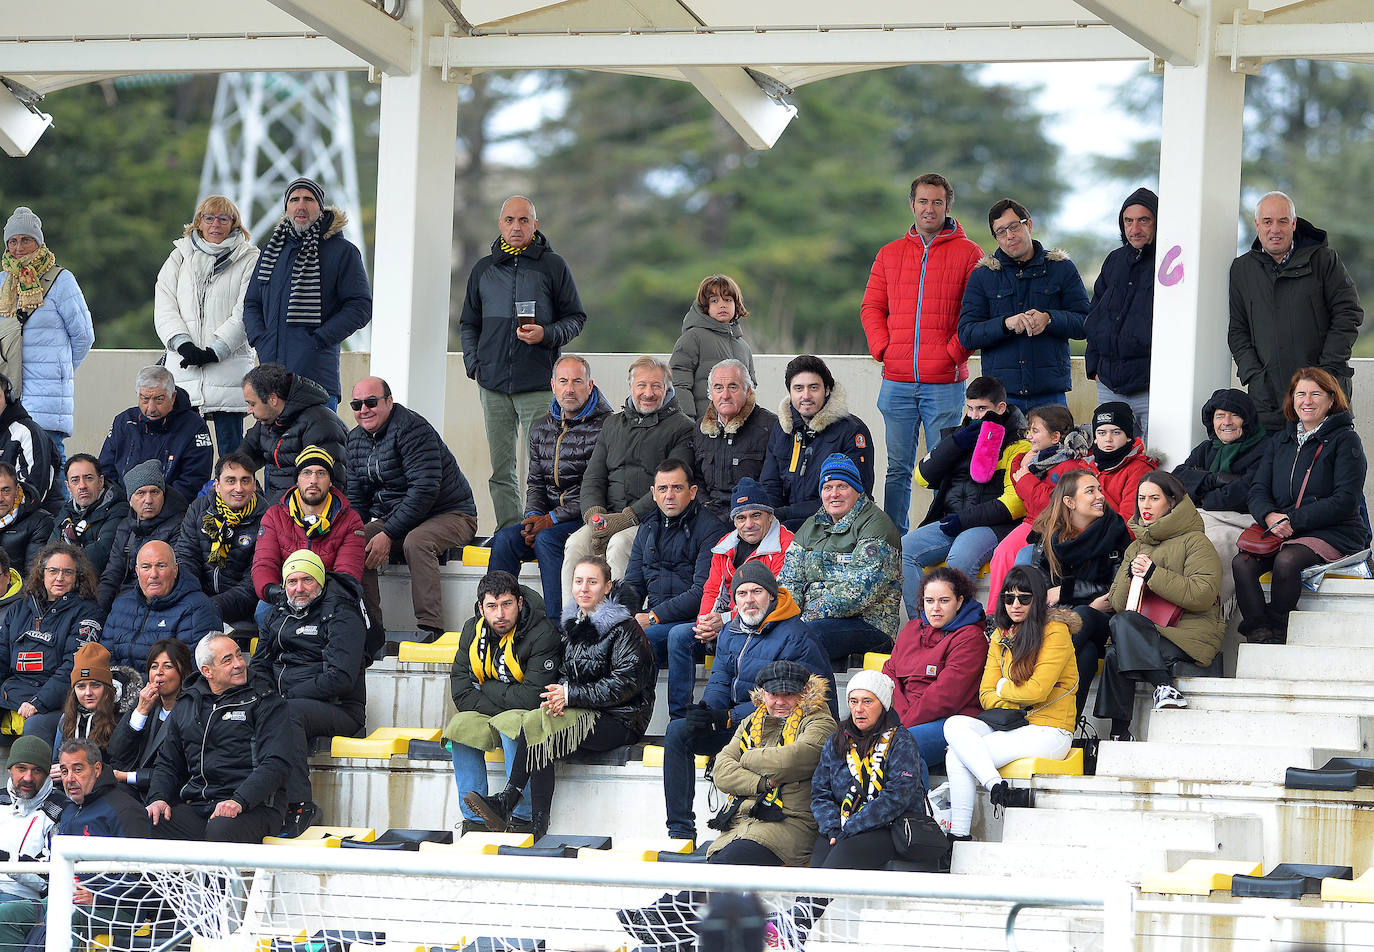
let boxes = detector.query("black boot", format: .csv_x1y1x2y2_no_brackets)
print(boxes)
463,784,520,832
988,780,1033,811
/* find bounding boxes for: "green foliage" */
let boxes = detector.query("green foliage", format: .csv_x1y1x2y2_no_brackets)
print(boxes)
0,80,216,348
523,66,1065,355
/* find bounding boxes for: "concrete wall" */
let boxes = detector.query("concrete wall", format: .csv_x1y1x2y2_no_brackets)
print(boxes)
72,352,1371,535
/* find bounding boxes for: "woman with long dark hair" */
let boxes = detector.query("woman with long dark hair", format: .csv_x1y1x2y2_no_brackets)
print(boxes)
1094,472,1223,741
1030,470,1132,717
53,641,139,758
942,566,1077,843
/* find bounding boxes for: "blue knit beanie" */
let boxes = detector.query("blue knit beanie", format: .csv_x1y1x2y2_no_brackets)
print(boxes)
817,453,863,494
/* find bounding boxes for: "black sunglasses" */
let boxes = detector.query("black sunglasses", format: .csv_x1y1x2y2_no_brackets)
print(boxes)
1002,591,1034,606
350,396,383,411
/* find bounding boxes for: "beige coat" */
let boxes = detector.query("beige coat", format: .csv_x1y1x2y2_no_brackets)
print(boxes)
706,675,836,867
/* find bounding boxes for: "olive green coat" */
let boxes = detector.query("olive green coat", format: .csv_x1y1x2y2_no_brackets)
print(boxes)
706,675,836,867
1108,495,1224,665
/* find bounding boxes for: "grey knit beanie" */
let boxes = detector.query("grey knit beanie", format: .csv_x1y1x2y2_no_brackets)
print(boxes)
123,459,166,496
4,207,43,246
284,177,326,209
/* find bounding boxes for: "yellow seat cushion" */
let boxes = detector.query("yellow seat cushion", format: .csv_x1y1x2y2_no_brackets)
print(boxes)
421,832,534,854
462,546,491,567
398,631,462,664
998,747,1084,779
330,727,441,758
863,653,890,672
641,745,709,770
1141,859,1263,896
262,826,376,847
1322,868,1374,903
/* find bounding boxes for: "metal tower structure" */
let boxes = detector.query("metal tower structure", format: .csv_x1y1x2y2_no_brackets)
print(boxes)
199,71,370,348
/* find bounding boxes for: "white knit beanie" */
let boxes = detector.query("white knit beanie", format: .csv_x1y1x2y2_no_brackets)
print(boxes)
846,669,894,710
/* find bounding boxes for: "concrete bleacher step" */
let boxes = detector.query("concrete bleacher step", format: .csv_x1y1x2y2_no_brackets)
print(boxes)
1287,610,1374,646
1174,676,1374,717
1271,578,1374,614
1146,708,1370,752
949,839,1212,882
1000,807,1263,854
1095,740,1345,784
1234,643,1374,681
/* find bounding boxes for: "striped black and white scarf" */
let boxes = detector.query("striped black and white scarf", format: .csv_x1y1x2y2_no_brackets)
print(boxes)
253,210,333,326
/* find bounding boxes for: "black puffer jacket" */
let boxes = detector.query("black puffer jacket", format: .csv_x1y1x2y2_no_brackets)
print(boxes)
1248,409,1370,556
559,599,656,738
147,678,291,810
916,405,1028,536
450,585,562,716
240,374,349,503
1084,188,1158,396
252,573,367,725
345,402,476,537
1174,389,1271,513
581,389,695,522
0,590,102,713
1030,511,1133,607
0,399,57,507
525,388,613,523
49,484,130,575
173,491,267,624
459,231,588,394
760,384,876,526
97,488,189,610
618,499,728,624
693,394,777,523
107,694,182,801
0,484,53,576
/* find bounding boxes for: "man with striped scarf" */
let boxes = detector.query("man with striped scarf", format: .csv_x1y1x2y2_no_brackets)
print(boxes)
243,178,372,408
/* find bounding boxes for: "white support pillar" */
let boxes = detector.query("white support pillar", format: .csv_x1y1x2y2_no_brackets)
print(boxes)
1149,0,1248,462
370,0,459,426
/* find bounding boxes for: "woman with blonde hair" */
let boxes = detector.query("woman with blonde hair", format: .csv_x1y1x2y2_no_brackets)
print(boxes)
153,195,259,454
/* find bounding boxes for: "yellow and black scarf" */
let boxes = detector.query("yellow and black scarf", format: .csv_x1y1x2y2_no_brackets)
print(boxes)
202,493,257,566
498,238,525,257
468,618,524,686
839,722,899,828
0,485,24,530
286,488,334,539
709,705,805,829
0,246,57,319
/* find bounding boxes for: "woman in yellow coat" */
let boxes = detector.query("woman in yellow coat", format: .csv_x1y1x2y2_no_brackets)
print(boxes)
942,565,1077,843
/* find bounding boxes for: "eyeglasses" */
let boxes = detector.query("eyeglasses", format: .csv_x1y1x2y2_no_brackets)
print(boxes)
994,219,1028,239
350,396,384,411
44,567,76,578
200,215,234,225
1002,591,1034,606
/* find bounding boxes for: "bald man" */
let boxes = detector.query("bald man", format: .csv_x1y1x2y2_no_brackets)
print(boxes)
459,196,588,531
103,541,221,671
345,377,477,640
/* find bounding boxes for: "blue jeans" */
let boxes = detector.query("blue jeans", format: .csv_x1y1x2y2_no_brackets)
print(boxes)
1005,391,1068,415
662,719,733,840
876,380,964,534
207,412,245,455
1013,544,1036,567
450,735,531,822
487,519,580,620
804,617,892,666
643,622,679,667
665,622,707,718
1095,382,1150,443
908,719,950,790
900,523,998,616
254,599,273,631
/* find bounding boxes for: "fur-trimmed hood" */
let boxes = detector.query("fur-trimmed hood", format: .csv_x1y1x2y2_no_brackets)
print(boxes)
976,241,1071,271
1046,605,1084,636
112,665,143,716
561,594,634,634
700,389,759,438
776,382,854,436
268,206,350,241
747,672,830,716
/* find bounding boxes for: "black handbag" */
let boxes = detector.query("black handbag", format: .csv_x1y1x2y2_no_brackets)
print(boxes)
977,707,1029,731
890,801,948,867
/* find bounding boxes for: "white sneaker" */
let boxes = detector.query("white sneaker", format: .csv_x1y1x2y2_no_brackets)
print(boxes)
1153,684,1187,710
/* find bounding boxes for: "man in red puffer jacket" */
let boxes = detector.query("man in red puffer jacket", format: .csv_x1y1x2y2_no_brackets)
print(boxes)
861,172,985,535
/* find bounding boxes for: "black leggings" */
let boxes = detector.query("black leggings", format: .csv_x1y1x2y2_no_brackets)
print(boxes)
1232,544,1325,636
506,716,637,818
707,839,783,866
810,829,899,869
1071,606,1110,719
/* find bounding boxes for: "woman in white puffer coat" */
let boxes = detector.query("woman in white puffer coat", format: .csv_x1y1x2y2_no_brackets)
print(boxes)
153,196,259,455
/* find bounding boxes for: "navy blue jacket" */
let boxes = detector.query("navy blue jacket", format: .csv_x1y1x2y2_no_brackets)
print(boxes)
811,709,924,839
56,770,128,839
174,491,267,624
957,241,1090,399
1084,188,1159,396
0,590,102,713
242,211,373,402
701,594,831,727
1174,389,1271,513
103,567,221,671
99,387,213,502
618,499,727,625
48,486,131,576
759,385,875,528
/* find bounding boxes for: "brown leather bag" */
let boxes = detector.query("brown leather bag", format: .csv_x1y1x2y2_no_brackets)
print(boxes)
1237,444,1323,558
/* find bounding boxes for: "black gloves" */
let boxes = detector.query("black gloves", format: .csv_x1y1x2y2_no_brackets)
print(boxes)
263,584,285,604
177,343,219,368
684,702,729,734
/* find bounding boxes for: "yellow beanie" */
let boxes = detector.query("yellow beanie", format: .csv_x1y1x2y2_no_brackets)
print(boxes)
282,549,326,587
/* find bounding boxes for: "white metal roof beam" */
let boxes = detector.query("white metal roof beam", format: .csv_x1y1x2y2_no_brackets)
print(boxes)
0,37,368,75
263,0,414,75
680,66,796,150
1070,0,1199,65
0,83,51,156
459,0,574,27
431,25,1149,71
1219,19,1374,59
